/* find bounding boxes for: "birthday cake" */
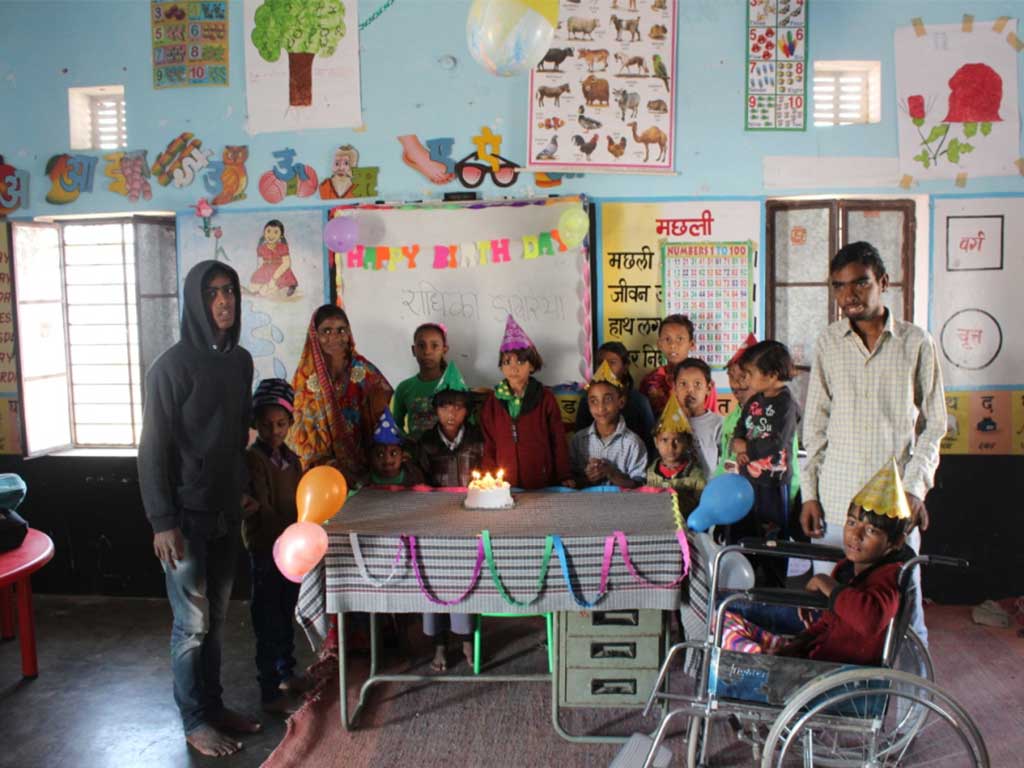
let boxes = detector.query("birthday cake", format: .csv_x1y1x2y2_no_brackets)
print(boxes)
464,470,514,510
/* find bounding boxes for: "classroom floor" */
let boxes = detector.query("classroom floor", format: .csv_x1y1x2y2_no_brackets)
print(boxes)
0,596,1021,768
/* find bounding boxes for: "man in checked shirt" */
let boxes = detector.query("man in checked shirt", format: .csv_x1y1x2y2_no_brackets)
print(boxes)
800,241,946,646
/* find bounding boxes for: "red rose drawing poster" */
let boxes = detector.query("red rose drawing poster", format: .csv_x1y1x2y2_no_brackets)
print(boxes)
895,20,1021,181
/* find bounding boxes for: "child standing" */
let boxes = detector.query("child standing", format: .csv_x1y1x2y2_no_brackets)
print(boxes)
368,407,425,486
413,361,480,670
414,362,484,488
674,358,723,479
480,315,573,489
717,335,801,507
575,341,655,447
730,341,798,542
570,361,647,488
242,379,307,713
392,322,449,440
721,461,913,666
644,396,706,516
641,315,717,416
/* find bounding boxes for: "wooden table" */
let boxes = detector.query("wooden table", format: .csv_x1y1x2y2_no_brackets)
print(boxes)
0,529,55,678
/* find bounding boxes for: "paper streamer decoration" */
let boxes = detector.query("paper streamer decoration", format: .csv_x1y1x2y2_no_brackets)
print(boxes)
408,535,485,606
350,532,407,587
579,250,593,381
482,529,553,607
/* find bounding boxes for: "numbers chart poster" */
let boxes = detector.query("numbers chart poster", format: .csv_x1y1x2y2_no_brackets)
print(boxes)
597,200,762,382
527,0,678,173
151,1,229,88
746,0,808,130
662,241,754,368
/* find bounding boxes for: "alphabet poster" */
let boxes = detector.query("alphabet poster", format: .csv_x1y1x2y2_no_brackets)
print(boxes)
527,0,677,173
895,19,1021,181
931,195,1023,391
243,0,362,134
596,199,762,391
176,208,328,385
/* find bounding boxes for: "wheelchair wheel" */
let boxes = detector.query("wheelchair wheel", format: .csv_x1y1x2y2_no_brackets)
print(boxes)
760,669,988,767
685,715,703,768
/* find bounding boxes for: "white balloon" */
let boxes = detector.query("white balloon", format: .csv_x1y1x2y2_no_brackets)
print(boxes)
466,0,555,77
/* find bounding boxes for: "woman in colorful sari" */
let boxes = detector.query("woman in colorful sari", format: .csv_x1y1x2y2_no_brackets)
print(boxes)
289,304,393,487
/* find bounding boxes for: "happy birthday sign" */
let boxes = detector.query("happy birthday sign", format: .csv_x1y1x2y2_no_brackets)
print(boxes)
342,228,573,272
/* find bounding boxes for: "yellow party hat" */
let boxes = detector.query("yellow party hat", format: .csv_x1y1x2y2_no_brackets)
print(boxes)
586,359,623,391
852,459,912,520
655,395,692,435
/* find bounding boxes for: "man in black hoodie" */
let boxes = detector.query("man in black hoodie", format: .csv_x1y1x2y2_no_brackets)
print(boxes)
138,261,257,756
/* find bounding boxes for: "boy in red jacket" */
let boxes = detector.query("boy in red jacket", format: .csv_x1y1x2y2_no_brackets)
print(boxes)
480,315,573,489
721,460,913,666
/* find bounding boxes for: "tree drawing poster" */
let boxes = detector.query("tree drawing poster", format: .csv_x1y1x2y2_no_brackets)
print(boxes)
243,0,362,134
176,208,328,385
895,20,1021,180
527,0,678,173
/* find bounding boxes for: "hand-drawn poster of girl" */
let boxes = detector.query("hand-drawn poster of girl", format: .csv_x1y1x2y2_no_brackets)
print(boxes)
249,219,298,297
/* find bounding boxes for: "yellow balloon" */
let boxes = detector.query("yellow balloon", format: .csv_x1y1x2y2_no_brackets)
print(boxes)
296,466,348,524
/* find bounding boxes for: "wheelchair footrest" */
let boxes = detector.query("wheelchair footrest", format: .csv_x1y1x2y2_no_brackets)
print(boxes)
609,733,672,768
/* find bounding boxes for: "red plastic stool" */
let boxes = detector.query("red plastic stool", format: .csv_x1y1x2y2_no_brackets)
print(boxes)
0,529,54,678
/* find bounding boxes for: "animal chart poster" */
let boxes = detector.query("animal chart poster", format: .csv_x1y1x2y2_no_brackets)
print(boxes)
176,208,328,385
597,199,762,387
931,195,1024,394
151,1,230,88
745,0,808,130
895,19,1021,181
243,0,362,134
527,0,678,173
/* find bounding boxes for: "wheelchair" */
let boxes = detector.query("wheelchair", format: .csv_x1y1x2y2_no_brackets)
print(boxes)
635,536,988,767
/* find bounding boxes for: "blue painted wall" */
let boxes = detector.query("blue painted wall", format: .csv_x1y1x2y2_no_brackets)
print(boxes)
1,0,1022,218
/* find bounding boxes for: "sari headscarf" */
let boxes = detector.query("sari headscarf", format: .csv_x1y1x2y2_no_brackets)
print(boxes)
289,313,393,485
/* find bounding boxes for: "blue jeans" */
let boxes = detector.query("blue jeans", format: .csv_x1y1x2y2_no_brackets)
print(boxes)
250,551,299,701
163,522,240,734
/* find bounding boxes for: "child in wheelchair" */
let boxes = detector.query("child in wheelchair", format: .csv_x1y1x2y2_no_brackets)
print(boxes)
721,460,913,666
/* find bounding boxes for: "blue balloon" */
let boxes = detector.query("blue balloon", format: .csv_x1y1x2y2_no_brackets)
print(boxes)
687,507,710,532
695,474,755,527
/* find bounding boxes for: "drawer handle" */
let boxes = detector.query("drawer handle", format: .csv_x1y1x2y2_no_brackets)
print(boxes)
591,642,636,660
593,610,639,627
591,678,637,696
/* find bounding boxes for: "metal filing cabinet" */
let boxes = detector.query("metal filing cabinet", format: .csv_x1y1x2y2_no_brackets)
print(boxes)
557,609,665,708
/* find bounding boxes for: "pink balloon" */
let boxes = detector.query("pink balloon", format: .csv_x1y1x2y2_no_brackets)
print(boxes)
324,216,359,253
273,522,329,583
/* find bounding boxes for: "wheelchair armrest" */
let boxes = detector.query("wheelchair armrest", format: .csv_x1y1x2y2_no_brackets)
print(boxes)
721,587,830,612
738,538,846,562
922,554,969,569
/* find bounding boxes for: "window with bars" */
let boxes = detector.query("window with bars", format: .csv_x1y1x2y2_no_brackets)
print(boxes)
68,85,127,151
11,218,177,454
813,61,881,126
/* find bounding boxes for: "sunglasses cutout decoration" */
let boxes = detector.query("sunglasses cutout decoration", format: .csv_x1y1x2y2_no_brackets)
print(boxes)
454,152,521,189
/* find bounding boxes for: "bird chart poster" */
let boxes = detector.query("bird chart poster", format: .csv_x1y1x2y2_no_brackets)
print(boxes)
895,19,1021,182
176,207,328,385
243,0,362,134
527,0,678,174
151,0,229,88
745,0,808,130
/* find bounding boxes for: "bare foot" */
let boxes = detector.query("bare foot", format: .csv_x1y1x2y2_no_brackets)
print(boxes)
262,696,299,716
186,724,242,757
398,135,455,185
212,707,262,734
279,673,312,695
430,644,448,672
462,639,474,668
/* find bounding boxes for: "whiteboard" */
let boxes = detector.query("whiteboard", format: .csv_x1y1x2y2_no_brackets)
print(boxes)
336,198,590,388
931,196,1024,388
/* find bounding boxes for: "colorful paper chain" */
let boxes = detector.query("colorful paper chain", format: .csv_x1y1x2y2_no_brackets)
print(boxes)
354,527,691,610
359,0,396,31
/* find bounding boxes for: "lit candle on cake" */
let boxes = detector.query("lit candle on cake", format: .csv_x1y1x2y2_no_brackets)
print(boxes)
465,469,514,509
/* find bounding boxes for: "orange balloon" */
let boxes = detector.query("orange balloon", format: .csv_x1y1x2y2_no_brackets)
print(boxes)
296,465,348,524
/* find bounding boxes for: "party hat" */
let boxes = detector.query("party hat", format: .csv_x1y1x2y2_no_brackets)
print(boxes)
372,407,403,445
654,395,692,435
500,314,534,352
727,333,758,367
586,359,623,390
434,361,469,394
852,459,912,520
